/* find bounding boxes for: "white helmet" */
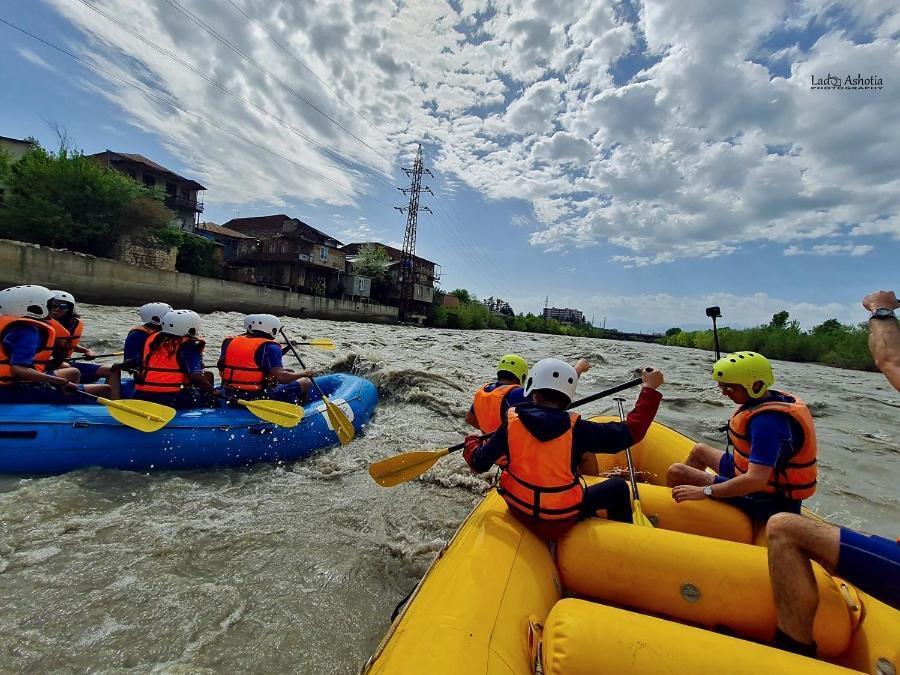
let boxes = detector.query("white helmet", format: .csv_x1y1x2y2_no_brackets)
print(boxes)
160,309,202,337
140,302,173,326
50,290,75,305
524,357,579,404
0,285,55,319
243,313,281,338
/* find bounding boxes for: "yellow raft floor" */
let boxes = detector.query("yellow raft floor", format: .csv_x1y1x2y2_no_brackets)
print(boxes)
363,418,899,675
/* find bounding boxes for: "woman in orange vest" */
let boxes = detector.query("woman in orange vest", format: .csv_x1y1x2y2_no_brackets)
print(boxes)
0,285,110,403
668,351,818,522
132,309,215,409
217,314,315,403
463,358,665,539
46,291,120,398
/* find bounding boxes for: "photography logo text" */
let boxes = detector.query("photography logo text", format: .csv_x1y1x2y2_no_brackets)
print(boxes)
810,73,884,90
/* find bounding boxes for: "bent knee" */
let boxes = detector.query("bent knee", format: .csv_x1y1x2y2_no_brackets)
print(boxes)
766,512,804,542
666,463,688,485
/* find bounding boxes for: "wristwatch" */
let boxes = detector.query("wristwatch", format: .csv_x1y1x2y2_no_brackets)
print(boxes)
703,485,715,498
870,308,897,320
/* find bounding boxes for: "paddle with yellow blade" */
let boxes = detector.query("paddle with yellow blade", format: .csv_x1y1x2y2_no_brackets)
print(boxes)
369,377,645,487
73,388,176,432
280,329,355,445
217,394,304,428
291,338,336,351
614,396,654,528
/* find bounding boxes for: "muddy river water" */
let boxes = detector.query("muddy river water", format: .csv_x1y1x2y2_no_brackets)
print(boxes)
1,305,897,673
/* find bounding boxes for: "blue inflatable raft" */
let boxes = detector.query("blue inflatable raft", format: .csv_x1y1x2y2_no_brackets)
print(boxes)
0,374,378,474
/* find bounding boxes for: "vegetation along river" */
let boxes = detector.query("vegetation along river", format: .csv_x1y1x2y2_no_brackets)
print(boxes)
1,304,898,673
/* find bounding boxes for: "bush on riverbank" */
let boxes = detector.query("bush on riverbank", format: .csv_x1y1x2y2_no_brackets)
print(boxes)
661,313,873,370
428,289,622,339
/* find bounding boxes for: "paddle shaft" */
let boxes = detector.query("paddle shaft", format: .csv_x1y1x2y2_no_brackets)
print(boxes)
443,377,644,456
279,329,327,398
614,396,642,503
70,351,124,361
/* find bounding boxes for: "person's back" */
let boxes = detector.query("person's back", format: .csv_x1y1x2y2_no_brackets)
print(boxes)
124,302,172,370
467,354,528,434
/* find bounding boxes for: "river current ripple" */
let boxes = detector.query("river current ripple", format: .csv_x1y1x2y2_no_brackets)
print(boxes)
1,305,897,672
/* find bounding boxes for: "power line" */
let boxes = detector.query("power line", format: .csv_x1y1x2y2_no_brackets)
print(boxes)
157,0,391,164
224,0,395,144
0,17,394,209
72,0,398,194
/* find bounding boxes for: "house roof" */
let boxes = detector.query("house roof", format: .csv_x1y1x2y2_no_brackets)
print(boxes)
223,214,342,246
0,135,35,147
88,150,207,191
341,242,436,266
197,222,253,239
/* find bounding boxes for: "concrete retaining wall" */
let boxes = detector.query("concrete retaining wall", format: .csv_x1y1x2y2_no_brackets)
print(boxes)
0,239,398,322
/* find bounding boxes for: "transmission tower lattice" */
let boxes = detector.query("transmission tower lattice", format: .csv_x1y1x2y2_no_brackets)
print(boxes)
394,144,432,321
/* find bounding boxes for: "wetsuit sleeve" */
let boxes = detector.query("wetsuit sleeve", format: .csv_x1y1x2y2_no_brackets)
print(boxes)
4,325,41,366
260,342,284,370
571,387,662,457
471,422,509,473
500,386,526,418
747,411,792,466
179,343,205,375
123,330,146,365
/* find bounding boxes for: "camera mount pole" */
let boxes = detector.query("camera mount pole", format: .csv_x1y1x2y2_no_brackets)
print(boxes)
706,306,722,360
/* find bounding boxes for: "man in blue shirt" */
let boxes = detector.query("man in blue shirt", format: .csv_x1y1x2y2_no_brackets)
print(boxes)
667,351,818,521
218,314,315,404
122,302,172,371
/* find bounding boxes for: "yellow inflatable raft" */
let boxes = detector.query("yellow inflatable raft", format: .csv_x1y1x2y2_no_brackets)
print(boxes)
363,418,899,675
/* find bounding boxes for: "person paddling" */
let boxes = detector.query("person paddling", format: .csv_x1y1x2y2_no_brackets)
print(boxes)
122,302,172,372
667,351,818,522
46,290,121,399
131,309,215,409
0,285,110,403
218,314,316,404
462,358,664,540
465,354,529,433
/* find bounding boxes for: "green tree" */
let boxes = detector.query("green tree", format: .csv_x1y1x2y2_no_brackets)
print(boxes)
665,327,682,337
353,243,392,280
0,141,169,257
812,318,844,335
450,288,473,304
770,311,790,329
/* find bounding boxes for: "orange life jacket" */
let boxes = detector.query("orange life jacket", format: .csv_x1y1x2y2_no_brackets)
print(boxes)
472,383,517,434
135,332,200,393
498,409,585,521
217,335,276,392
728,392,818,500
0,316,56,385
47,316,84,361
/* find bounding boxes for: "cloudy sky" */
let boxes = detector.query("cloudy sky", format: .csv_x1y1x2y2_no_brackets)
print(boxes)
1,0,898,331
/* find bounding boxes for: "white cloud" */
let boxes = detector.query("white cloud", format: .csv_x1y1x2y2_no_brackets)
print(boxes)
32,0,900,267
784,243,874,256
17,47,56,72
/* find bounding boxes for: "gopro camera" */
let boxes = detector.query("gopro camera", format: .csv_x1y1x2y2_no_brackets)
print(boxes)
705,306,722,319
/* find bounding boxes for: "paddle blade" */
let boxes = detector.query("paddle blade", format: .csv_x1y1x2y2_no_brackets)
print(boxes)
97,397,176,432
237,399,304,427
632,499,655,528
369,448,451,487
305,338,336,351
322,395,355,445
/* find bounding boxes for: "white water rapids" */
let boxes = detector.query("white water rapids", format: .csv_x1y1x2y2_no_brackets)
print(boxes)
1,305,897,672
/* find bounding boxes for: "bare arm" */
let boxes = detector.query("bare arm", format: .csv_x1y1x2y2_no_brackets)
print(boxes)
268,366,315,385
465,407,480,429
11,365,71,387
709,462,771,497
862,290,900,391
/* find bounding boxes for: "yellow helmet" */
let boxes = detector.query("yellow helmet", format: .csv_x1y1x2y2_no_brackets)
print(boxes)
712,351,774,399
496,354,528,384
